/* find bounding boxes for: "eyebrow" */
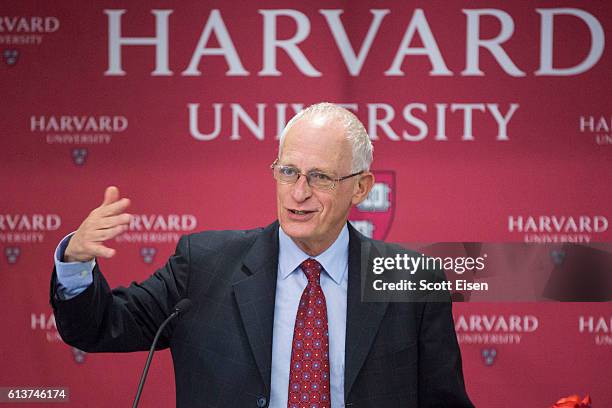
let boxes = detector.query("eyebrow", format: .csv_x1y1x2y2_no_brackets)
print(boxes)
279,163,335,174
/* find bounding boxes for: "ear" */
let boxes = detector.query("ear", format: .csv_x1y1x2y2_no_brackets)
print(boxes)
351,172,375,206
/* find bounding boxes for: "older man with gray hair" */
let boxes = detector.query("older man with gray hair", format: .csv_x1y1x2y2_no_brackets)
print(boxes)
51,103,473,407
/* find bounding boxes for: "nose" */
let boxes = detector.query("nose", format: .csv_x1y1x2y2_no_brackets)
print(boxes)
291,173,312,202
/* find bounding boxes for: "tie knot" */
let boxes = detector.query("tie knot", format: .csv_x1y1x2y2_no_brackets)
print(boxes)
300,258,322,284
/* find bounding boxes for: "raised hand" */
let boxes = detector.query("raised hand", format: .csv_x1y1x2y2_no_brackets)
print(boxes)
63,186,131,262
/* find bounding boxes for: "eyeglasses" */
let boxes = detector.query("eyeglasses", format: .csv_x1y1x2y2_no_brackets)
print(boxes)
271,159,363,191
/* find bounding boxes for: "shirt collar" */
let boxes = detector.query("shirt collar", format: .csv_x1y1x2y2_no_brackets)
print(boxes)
278,223,349,285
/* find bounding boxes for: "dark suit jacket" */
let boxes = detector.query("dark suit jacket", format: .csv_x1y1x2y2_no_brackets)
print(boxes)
50,221,473,407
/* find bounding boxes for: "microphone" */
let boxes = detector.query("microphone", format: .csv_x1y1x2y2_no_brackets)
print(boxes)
132,299,192,408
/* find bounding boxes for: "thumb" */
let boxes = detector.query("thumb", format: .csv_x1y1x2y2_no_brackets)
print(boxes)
102,186,120,206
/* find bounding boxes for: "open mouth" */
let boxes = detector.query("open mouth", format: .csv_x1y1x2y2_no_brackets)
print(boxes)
289,209,316,215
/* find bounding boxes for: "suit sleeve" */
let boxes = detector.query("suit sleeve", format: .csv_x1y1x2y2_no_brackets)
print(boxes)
417,298,474,408
49,234,191,353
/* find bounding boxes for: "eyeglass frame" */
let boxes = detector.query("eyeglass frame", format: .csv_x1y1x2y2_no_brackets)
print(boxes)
270,159,364,191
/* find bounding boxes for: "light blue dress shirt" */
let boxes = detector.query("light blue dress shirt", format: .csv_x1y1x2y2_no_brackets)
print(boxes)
271,225,348,408
54,225,349,407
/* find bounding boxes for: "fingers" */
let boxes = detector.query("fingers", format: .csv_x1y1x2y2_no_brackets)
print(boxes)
102,186,120,206
75,224,126,260
98,197,131,217
89,244,116,259
96,213,132,230
92,224,128,242
67,186,132,261
64,234,118,262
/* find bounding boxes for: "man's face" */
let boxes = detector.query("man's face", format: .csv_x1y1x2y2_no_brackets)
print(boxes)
276,116,372,255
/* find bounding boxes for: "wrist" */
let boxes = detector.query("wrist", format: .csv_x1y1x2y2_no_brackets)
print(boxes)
64,254,93,263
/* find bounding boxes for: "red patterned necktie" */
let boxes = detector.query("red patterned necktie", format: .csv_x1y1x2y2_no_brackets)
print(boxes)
287,258,331,408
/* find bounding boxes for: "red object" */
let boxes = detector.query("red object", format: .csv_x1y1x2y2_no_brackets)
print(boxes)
551,394,592,408
288,259,331,408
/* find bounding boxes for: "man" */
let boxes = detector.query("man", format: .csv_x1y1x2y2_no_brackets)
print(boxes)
51,103,473,407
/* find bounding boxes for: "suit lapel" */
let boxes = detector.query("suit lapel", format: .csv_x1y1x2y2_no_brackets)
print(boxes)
344,224,389,399
232,221,279,394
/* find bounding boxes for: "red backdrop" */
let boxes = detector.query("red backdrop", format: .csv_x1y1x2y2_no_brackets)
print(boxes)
1,1,611,407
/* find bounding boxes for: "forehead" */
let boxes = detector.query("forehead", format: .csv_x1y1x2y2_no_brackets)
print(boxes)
280,117,352,172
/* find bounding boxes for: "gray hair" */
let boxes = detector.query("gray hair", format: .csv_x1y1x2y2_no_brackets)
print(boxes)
279,102,373,172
